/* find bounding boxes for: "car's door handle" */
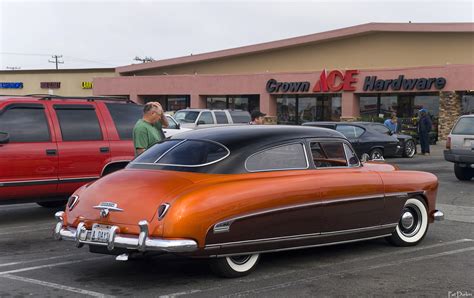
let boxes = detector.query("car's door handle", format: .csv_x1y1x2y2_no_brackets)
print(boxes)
100,147,110,153
46,149,57,156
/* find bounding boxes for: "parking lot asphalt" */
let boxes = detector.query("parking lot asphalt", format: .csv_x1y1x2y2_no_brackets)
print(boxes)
0,142,473,297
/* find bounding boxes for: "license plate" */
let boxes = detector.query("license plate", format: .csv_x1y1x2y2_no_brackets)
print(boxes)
463,139,474,148
91,224,111,243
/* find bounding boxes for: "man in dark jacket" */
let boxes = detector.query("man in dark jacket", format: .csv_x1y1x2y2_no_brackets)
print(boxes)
417,108,432,155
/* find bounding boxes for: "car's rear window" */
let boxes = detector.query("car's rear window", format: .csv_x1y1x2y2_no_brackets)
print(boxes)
175,111,200,123
452,117,474,135
133,139,229,166
229,111,251,123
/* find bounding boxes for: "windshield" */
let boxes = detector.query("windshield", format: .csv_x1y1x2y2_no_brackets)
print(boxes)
174,111,200,124
133,139,230,167
452,117,474,135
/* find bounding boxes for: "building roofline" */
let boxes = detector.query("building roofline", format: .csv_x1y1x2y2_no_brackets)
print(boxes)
116,22,474,75
0,67,115,74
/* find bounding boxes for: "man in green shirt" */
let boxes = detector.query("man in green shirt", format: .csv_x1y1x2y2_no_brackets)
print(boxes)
133,102,169,156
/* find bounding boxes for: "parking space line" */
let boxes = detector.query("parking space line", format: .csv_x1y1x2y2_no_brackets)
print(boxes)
0,226,52,236
0,253,86,268
227,246,474,296
1,273,113,297
0,256,107,275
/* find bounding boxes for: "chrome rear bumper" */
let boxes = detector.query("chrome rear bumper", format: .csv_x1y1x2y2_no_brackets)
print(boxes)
433,210,444,221
53,211,198,253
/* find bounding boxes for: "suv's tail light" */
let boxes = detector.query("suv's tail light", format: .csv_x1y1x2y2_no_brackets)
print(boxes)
67,195,79,211
446,136,451,149
157,203,170,221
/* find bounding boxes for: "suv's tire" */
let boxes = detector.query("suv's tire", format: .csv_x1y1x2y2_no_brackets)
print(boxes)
454,164,473,181
37,200,67,208
386,197,428,246
402,140,416,158
209,254,260,278
369,148,384,160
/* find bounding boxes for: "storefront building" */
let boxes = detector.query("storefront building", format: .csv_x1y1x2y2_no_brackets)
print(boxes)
93,23,474,140
0,68,115,97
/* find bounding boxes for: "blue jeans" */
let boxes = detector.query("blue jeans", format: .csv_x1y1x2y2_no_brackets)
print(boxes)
419,132,430,154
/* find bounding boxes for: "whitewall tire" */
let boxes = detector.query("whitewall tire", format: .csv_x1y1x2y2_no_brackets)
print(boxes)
210,254,260,278
387,197,429,246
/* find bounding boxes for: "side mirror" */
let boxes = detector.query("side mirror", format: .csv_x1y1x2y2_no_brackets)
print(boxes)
0,132,9,144
388,131,393,136
360,153,370,163
176,123,181,129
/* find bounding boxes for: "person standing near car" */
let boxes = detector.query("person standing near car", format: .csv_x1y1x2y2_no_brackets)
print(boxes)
417,108,432,155
250,111,266,125
133,102,168,156
384,114,398,135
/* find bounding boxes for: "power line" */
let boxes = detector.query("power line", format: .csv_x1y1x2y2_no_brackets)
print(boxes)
48,55,64,70
0,52,52,57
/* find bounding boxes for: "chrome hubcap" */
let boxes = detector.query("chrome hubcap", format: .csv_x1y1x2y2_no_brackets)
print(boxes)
399,204,422,237
406,141,415,156
401,212,414,229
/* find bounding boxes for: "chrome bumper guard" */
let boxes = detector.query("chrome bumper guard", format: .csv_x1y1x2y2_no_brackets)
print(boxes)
53,211,197,253
433,210,444,221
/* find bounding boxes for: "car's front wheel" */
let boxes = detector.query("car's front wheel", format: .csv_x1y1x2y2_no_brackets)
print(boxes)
387,197,428,246
402,140,416,158
210,254,260,278
454,164,473,181
369,148,384,160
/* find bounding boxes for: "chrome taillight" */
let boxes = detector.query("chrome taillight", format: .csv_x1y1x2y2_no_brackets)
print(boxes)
157,203,170,221
67,195,79,211
446,136,451,149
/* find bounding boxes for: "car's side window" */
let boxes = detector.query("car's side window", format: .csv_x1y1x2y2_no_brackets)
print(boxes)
310,141,348,168
344,143,360,167
198,112,214,124
106,103,142,140
245,143,308,172
0,105,50,142
372,124,391,135
54,105,103,141
336,125,364,138
166,116,178,129
214,111,229,124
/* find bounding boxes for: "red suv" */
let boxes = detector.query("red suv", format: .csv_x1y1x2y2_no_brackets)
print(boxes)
0,95,143,207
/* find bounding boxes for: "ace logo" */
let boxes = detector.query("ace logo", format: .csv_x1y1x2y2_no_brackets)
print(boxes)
313,69,359,92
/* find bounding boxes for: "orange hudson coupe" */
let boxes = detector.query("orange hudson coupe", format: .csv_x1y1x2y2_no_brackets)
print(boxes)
54,126,444,277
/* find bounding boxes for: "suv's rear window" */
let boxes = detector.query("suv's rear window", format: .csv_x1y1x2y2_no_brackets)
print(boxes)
106,103,143,140
452,117,474,135
133,139,229,166
229,111,251,123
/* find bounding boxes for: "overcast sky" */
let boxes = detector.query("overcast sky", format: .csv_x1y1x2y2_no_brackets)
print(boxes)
0,0,472,70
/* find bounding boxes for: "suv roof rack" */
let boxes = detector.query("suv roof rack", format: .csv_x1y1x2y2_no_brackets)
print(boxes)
23,94,135,103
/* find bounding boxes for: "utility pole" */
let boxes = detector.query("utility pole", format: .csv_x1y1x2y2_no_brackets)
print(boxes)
134,56,155,63
49,55,64,69
6,66,21,70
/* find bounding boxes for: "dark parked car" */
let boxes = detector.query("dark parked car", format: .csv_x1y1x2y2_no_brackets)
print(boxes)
302,121,416,159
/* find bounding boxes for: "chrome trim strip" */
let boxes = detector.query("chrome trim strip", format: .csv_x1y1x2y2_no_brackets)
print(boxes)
0,178,58,187
212,193,403,233
59,176,99,182
206,223,398,249
244,142,310,173
93,206,124,212
211,234,392,258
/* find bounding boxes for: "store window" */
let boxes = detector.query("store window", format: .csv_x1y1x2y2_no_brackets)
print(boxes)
278,94,341,125
205,95,259,113
461,94,474,115
359,96,378,121
142,95,190,112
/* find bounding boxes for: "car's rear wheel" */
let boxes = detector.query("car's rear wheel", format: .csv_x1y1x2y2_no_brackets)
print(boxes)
386,197,428,246
37,200,67,208
369,148,384,160
209,254,260,278
402,140,416,158
454,164,473,181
